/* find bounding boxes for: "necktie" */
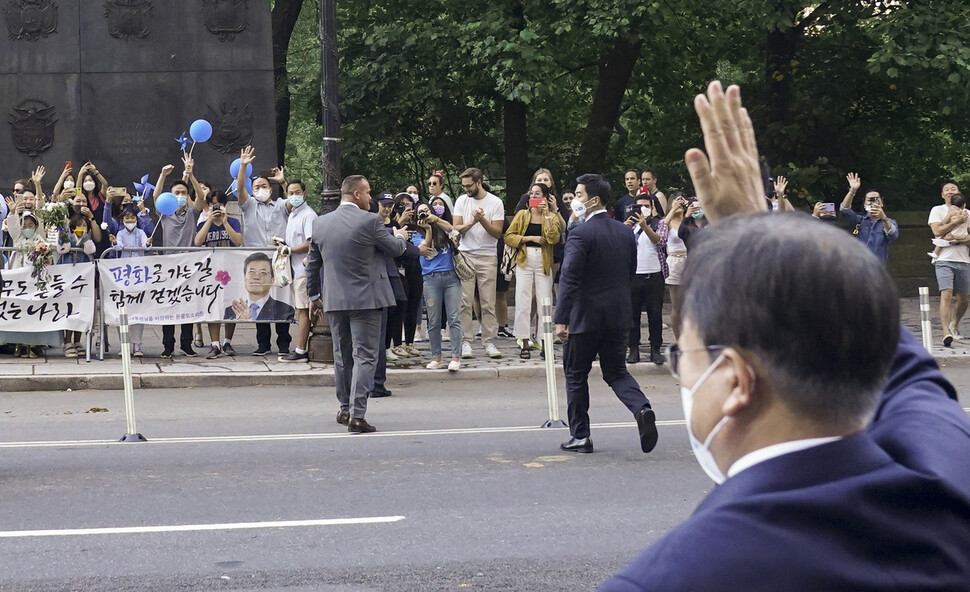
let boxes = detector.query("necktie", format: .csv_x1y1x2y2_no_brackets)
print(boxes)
250,302,260,320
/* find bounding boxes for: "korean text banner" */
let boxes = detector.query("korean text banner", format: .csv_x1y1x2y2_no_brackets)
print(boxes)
98,251,295,326
0,263,96,332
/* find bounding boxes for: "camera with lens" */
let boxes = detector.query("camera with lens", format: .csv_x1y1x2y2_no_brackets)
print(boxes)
417,210,429,221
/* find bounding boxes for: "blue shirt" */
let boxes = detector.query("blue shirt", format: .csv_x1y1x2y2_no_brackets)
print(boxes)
840,207,899,262
411,232,454,274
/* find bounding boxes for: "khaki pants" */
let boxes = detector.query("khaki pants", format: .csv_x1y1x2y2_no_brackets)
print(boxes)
513,248,553,340
460,252,498,348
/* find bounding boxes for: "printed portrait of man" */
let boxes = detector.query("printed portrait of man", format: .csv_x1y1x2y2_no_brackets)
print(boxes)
224,252,295,322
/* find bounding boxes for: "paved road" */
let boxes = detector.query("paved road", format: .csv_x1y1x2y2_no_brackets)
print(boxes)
0,369,967,591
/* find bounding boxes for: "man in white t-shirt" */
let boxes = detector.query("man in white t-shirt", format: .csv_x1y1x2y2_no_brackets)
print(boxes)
928,180,968,347
279,180,317,362
452,167,505,359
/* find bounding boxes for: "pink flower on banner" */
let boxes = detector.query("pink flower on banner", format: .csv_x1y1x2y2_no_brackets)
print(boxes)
215,270,231,286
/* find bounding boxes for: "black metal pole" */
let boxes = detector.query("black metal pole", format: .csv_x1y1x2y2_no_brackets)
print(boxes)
319,0,341,214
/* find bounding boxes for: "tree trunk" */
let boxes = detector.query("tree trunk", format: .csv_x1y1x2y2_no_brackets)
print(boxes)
271,0,305,167
763,28,798,166
503,99,529,206
574,36,643,178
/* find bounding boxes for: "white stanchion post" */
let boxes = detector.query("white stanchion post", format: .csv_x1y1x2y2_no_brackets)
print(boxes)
540,298,567,428
919,287,933,352
118,304,146,442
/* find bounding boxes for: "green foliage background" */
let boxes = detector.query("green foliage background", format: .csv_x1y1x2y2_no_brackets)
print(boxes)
277,0,970,211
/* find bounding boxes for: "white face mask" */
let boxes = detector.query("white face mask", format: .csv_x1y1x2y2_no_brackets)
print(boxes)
680,352,731,484
570,198,586,220
63,180,75,190
254,188,272,202
124,222,137,232
82,180,96,192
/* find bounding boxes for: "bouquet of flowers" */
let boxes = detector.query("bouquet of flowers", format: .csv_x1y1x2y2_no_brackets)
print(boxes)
25,240,55,291
38,201,70,245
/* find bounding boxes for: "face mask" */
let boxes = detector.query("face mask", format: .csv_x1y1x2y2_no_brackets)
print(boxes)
74,228,85,238
63,180,75,190
124,222,137,232
409,193,419,203
22,227,35,239
571,198,586,220
681,352,730,484
692,210,705,220
432,205,445,217
176,195,188,208
288,195,304,208
82,181,96,192
254,188,272,202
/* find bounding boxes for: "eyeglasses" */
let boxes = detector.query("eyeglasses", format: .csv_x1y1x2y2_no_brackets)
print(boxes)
428,181,439,187
665,344,726,378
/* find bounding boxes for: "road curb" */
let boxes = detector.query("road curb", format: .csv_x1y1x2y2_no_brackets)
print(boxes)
5,359,680,392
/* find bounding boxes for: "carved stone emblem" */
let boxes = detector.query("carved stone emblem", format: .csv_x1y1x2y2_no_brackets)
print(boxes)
8,99,57,157
201,0,248,42
3,0,58,41
208,102,253,153
104,0,152,41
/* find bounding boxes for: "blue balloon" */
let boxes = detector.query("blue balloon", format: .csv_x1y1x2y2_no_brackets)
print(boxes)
189,119,213,143
228,158,253,179
156,192,178,216
230,178,253,197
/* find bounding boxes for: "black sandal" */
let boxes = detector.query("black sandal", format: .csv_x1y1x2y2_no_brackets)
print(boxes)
520,346,531,359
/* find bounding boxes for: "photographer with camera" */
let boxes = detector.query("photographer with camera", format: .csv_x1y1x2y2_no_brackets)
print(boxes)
625,193,669,365
194,189,243,359
839,172,898,262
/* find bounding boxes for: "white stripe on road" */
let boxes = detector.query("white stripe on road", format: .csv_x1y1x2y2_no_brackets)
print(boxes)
1,409,967,449
0,421,685,449
0,516,405,538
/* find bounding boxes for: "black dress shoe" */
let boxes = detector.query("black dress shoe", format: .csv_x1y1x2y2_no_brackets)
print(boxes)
650,345,666,366
560,437,594,453
636,406,659,453
371,386,392,398
336,411,350,426
626,348,640,364
348,418,377,433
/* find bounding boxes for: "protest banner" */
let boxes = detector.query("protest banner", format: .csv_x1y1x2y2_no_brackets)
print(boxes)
0,263,96,332
98,250,295,326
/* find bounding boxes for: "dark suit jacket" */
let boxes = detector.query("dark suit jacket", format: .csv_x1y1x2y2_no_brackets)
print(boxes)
305,203,407,312
382,228,420,303
601,329,970,591
554,212,637,333
224,296,295,322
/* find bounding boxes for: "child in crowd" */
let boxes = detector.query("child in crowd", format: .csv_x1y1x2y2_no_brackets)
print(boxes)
60,213,98,357
113,207,149,356
930,192,969,259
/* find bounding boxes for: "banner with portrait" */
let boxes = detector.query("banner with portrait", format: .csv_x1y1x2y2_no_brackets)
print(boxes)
0,262,96,332
97,250,295,326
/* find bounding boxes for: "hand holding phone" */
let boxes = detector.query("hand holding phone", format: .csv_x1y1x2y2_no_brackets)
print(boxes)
529,197,544,209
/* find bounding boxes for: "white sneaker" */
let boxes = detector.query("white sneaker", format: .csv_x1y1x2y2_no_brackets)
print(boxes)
426,359,443,369
486,344,502,359
949,323,963,339
442,331,450,342
461,342,473,359
386,348,399,362
392,345,411,358
448,360,460,372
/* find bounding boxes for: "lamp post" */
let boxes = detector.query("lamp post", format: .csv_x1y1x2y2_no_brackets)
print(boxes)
319,0,341,214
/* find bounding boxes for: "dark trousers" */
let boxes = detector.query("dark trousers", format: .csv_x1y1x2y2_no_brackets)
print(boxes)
374,307,389,389
256,322,292,352
162,323,193,350
402,268,423,343
629,272,665,350
386,301,405,348
563,329,650,439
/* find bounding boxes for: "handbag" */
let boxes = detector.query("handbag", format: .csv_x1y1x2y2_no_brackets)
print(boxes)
500,243,520,280
272,246,292,288
448,235,475,282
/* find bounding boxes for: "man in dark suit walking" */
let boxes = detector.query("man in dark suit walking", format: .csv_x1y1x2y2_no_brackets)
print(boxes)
554,173,658,454
306,175,409,433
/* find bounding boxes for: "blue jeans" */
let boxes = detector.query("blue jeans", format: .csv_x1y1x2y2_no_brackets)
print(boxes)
423,270,463,358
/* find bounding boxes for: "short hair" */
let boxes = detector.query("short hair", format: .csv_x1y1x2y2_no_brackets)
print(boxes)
576,173,611,203
120,207,139,219
170,180,191,194
864,189,883,200
460,168,483,183
625,169,639,177
641,168,657,179
681,213,899,428
244,251,273,276
952,193,966,208
942,179,960,191
208,190,229,205
340,175,367,196
68,213,88,230
287,179,306,192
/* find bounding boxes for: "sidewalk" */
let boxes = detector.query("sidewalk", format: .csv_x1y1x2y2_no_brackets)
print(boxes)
2,296,968,392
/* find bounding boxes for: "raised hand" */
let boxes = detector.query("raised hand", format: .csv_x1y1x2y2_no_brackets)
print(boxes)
240,145,255,166
182,155,194,175
270,166,286,186
161,164,175,177
31,166,46,184
847,173,861,192
774,175,788,197
685,81,766,222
